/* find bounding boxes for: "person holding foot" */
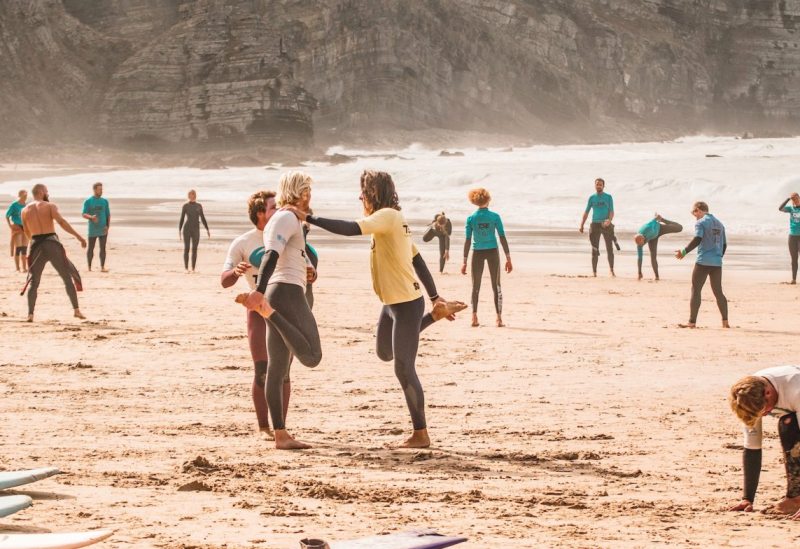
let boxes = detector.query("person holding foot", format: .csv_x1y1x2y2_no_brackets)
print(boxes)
778,192,800,284
634,214,683,280
728,366,800,519
579,178,615,277
21,183,86,322
286,170,466,448
82,182,111,272
675,201,729,328
240,173,322,450
461,188,511,327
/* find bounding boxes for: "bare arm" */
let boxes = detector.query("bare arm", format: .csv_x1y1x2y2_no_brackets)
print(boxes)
579,211,589,231
52,204,86,244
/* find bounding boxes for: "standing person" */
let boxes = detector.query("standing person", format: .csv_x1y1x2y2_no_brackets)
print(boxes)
82,182,111,272
422,212,452,273
461,189,512,328
179,189,210,273
21,184,86,322
579,178,615,277
728,366,800,519
5,190,28,272
221,191,279,439
240,172,322,450
674,201,729,328
634,214,683,280
779,192,800,284
286,170,466,448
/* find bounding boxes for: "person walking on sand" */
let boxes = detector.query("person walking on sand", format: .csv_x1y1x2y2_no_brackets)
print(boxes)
674,201,729,328
82,182,111,272
461,188,511,328
422,212,452,273
240,172,322,450
21,184,86,322
5,189,28,272
728,366,800,520
179,189,210,273
286,170,467,449
634,214,683,280
579,178,615,277
778,192,800,284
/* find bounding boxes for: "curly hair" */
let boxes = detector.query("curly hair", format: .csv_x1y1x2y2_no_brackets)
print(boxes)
729,376,768,427
360,170,400,215
468,188,491,207
247,190,277,226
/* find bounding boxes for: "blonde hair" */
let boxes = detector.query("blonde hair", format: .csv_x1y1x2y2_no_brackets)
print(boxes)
468,188,491,207
277,171,312,207
729,376,768,427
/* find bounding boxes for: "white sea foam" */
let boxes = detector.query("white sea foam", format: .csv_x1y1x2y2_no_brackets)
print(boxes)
2,136,799,236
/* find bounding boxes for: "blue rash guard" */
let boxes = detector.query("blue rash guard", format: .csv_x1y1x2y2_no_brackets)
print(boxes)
636,218,660,260
585,192,614,223
465,208,506,251
82,196,110,237
781,204,800,236
694,214,726,266
5,201,24,226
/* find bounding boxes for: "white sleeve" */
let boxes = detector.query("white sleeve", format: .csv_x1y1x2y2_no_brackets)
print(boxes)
263,212,296,255
223,238,240,271
743,417,763,450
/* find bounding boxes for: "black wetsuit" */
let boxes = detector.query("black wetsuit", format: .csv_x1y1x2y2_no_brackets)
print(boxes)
179,202,209,270
423,217,452,273
637,218,683,278
24,234,82,315
743,412,800,503
780,198,800,282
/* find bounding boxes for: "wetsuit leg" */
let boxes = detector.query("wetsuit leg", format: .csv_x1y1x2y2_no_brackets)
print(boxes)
305,283,314,310
26,246,48,315
376,305,394,362
790,235,800,282
689,264,711,324
658,220,683,237
438,235,446,273
28,240,79,314
778,412,800,498
247,310,270,430
98,235,107,268
470,250,487,313
182,227,191,270
87,236,97,268
648,239,659,279
589,223,601,273
601,227,615,270
190,228,200,270
265,314,292,430
264,282,321,368
387,297,427,430
708,266,728,321
486,247,502,314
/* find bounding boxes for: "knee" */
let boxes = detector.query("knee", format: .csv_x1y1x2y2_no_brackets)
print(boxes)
306,351,322,368
376,346,393,362
253,360,267,388
779,413,800,452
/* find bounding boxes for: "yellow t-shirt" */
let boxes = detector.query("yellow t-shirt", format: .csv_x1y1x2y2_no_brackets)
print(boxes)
356,208,422,305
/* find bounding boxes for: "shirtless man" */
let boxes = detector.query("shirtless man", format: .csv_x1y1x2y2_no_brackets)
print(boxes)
5,190,28,272
21,184,87,322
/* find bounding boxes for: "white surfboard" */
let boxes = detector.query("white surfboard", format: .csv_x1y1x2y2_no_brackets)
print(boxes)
330,530,467,549
0,495,32,518
0,530,112,549
0,468,61,491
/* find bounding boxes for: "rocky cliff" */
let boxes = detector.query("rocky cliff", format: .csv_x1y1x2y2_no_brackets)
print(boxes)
2,0,800,148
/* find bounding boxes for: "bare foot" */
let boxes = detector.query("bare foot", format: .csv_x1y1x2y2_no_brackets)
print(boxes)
775,496,800,515
258,426,274,441
274,429,311,450
431,300,467,321
101,267,109,273
637,273,643,280
678,322,696,329
471,313,479,327
400,429,430,448
610,270,616,277
655,276,660,281
26,314,33,323
87,266,92,272
791,280,797,285
185,269,190,274
722,320,731,328
74,309,86,320
592,272,597,277
235,293,274,318
496,316,505,327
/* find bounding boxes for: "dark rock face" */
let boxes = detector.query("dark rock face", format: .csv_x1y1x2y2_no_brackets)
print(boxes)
3,0,800,148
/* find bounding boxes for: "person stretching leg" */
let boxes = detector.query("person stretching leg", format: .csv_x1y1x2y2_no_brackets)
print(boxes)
634,214,683,280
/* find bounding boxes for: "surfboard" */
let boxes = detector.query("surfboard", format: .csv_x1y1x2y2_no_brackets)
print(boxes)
0,496,32,518
0,530,112,549
0,468,61,491
329,530,467,549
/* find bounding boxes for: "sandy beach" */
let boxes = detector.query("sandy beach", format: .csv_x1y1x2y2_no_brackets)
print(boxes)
1,218,799,548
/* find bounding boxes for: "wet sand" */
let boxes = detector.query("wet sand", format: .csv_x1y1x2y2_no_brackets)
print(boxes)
1,220,799,548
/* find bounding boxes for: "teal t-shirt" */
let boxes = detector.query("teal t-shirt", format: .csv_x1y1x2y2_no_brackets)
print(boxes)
82,196,110,237
465,208,505,251
636,218,661,260
585,192,613,223
694,214,726,267
781,204,800,236
5,201,24,226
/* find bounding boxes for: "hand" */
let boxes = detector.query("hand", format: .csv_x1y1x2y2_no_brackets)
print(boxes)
727,499,753,512
432,296,455,321
282,205,308,222
460,263,467,275
505,259,513,273
306,266,318,284
674,249,685,260
91,215,98,222
579,225,584,234
243,291,266,311
79,237,87,249
602,219,611,228
234,261,251,277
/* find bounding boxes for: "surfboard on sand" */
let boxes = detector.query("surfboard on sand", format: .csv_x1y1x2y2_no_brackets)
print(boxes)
0,496,32,518
0,530,112,549
329,530,467,549
0,468,61,491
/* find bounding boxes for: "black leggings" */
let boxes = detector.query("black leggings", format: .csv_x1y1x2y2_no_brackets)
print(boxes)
789,235,800,282
437,235,449,273
87,235,107,268
375,296,435,431
689,264,728,323
471,248,502,314
639,220,683,278
27,239,79,314
183,227,199,269
265,283,322,430
779,412,800,498
589,222,614,272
